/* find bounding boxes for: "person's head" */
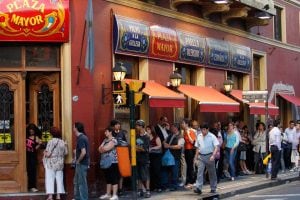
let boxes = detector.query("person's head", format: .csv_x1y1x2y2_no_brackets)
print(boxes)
50,127,62,139
74,122,85,136
296,120,300,130
289,120,295,129
159,116,168,127
227,122,234,132
170,123,180,135
104,127,114,138
180,118,190,130
209,127,218,137
200,123,209,136
26,123,41,138
110,119,121,131
146,125,157,137
191,120,199,130
273,119,280,127
135,119,145,134
257,122,266,131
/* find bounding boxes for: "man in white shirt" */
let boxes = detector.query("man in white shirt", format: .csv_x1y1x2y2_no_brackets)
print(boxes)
269,119,281,180
283,120,296,169
290,121,300,171
193,123,219,194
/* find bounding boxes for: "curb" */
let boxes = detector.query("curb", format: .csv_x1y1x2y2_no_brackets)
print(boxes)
211,174,300,199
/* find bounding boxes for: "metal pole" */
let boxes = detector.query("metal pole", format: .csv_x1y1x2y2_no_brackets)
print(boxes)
129,90,137,200
265,90,269,178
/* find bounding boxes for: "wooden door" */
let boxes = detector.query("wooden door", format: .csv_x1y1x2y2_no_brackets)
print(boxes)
28,72,60,190
0,72,26,193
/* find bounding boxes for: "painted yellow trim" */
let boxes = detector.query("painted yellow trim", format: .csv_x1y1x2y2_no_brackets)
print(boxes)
273,4,287,43
252,50,267,91
243,75,250,90
105,0,300,53
195,68,205,86
61,42,72,163
139,58,149,125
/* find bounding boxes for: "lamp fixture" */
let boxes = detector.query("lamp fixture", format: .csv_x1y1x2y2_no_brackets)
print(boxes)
169,70,182,87
255,11,271,19
212,0,229,4
113,62,127,81
223,79,234,93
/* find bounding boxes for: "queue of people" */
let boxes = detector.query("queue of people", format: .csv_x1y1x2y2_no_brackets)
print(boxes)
25,117,300,200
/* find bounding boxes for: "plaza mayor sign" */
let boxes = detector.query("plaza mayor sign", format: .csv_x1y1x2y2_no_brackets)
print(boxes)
0,0,69,42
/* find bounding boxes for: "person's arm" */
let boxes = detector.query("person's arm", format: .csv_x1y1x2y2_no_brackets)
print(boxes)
76,148,86,164
169,137,184,150
99,140,115,153
211,135,220,161
150,137,162,151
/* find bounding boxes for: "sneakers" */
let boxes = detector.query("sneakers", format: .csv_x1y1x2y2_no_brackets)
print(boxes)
194,188,202,194
210,189,216,193
224,171,231,178
144,190,151,198
30,188,38,192
110,195,119,200
99,194,111,199
231,177,235,181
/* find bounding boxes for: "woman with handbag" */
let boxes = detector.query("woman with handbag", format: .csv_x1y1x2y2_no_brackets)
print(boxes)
98,127,119,200
252,122,266,174
43,127,68,200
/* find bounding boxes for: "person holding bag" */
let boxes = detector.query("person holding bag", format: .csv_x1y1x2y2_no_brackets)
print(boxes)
43,127,68,200
98,127,119,200
252,122,266,174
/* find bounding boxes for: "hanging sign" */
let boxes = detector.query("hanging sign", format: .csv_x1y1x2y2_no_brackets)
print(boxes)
149,25,178,61
177,31,205,64
114,15,149,55
206,38,230,69
0,0,69,42
230,43,252,73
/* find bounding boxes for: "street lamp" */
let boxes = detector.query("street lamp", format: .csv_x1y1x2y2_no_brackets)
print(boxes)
223,79,234,93
169,70,182,87
113,62,127,81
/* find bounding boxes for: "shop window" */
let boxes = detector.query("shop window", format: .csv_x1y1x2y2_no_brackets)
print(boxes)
0,44,60,69
0,84,14,151
227,72,243,90
253,56,260,90
37,84,54,147
274,6,283,41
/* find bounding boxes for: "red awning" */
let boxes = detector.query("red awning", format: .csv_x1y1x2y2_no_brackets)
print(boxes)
248,102,279,116
178,84,239,112
278,94,300,106
230,90,279,115
142,81,185,108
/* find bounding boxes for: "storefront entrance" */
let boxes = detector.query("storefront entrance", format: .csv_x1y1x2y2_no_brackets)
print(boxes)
0,72,60,193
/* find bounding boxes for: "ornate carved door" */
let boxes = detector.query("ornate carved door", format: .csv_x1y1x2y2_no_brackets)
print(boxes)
29,72,60,190
0,72,26,192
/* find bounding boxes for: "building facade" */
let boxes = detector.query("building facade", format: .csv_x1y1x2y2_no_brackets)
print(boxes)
0,0,300,194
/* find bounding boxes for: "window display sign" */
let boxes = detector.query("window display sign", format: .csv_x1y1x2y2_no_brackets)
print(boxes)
0,0,69,42
206,38,230,69
149,25,178,61
114,15,149,55
230,43,252,73
177,31,205,64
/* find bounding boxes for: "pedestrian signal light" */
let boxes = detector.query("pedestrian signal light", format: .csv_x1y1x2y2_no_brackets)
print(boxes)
112,81,126,93
113,92,127,105
134,92,144,105
129,81,145,92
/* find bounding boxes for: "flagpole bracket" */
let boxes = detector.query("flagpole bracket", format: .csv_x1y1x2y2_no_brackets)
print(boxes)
102,84,112,104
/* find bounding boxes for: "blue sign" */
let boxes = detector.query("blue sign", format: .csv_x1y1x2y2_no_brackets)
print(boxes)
114,15,149,54
230,43,252,73
206,38,230,69
177,31,205,64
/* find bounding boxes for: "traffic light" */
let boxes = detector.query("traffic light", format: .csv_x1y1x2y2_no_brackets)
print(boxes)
134,92,144,105
129,81,145,92
112,81,126,93
113,92,127,105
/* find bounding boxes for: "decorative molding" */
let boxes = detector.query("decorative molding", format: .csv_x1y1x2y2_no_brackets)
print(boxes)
202,4,230,19
221,7,250,24
269,82,295,102
284,0,300,8
105,0,300,53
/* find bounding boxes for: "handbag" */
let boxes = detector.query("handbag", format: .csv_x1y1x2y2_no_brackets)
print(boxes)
100,153,113,169
161,149,175,166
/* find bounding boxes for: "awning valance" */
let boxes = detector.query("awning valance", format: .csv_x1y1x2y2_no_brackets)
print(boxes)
178,84,239,112
278,94,300,106
230,90,279,115
125,79,185,108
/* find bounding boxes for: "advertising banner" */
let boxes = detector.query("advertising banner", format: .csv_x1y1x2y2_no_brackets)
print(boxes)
206,38,230,69
0,0,69,42
177,31,205,64
114,15,149,55
149,25,178,61
230,43,252,72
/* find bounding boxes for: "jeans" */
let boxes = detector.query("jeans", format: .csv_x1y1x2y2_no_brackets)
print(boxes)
225,148,237,177
73,164,89,200
161,159,180,189
271,146,281,178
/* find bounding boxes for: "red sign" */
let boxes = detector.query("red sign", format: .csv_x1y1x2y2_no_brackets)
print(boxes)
149,25,178,61
0,0,69,42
